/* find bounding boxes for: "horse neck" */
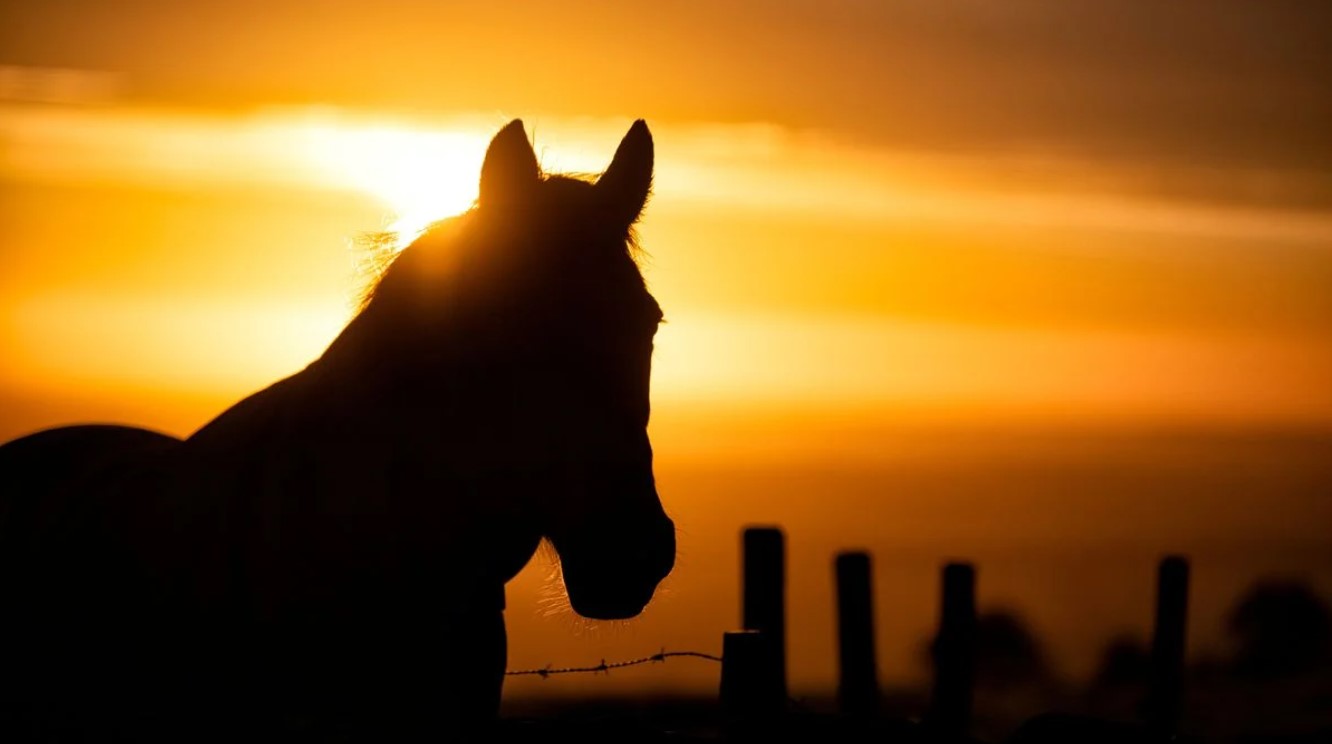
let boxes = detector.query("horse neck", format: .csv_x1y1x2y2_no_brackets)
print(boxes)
180,313,543,592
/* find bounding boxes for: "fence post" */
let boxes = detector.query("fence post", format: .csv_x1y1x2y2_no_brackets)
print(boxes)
1145,555,1189,736
742,526,787,703
928,561,976,737
835,551,879,716
720,629,783,716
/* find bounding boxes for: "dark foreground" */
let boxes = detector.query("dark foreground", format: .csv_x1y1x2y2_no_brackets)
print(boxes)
4,685,1329,743
500,702,1162,744
498,682,1332,744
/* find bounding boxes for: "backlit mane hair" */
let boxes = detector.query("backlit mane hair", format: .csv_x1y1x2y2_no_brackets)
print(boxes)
352,169,648,315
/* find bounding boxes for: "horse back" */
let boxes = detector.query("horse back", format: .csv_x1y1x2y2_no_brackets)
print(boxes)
0,423,179,476
0,424,181,540
0,425,183,733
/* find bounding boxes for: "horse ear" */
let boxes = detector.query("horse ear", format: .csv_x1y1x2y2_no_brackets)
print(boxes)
596,120,654,229
479,119,540,205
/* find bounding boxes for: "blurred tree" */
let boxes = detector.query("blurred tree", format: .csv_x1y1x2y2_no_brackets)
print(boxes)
973,610,1050,687
1227,579,1331,678
921,608,1052,687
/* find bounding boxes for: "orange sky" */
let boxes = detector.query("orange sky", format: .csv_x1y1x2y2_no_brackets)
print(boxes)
2,1,1331,697
3,105,1330,445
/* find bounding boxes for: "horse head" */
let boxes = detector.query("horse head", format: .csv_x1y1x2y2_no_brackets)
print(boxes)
359,120,675,620
474,119,675,619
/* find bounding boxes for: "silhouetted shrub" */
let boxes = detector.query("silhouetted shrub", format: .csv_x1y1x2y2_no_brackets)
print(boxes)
974,610,1050,687
1227,579,1331,678
919,608,1052,688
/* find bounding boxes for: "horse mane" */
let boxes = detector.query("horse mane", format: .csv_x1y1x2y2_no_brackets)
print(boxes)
351,171,647,317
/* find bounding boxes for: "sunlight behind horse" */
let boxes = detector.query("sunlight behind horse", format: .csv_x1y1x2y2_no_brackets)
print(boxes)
302,123,488,245
303,119,633,250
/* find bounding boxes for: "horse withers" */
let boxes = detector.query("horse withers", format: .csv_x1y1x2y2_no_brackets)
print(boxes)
0,119,675,739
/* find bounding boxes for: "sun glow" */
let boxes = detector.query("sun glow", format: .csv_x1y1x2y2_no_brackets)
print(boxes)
295,118,673,250
301,123,491,246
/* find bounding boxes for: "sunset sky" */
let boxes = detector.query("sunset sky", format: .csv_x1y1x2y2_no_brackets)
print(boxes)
2,1,1330,696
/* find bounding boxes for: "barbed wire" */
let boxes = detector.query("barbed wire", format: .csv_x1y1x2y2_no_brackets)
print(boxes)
505,649,722,679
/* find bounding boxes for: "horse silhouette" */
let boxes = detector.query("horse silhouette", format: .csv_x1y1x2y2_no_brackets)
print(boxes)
0,119,676,740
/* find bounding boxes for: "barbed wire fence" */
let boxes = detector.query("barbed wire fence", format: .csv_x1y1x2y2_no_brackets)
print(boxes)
504,645,812,713
505,649,722,679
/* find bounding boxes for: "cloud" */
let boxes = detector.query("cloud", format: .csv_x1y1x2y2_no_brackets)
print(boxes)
3,2,1328,175
6,104,1331,247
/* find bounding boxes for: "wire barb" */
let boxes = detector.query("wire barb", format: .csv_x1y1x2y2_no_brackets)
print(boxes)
504,649,722,678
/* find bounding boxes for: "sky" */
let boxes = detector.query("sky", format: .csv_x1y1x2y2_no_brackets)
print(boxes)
2,1,1331,696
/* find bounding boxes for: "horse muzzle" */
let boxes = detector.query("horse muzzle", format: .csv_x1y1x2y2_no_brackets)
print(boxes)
555,514,676,621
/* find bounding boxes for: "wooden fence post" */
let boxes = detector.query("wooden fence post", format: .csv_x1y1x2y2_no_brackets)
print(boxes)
835,551,879,716
928,561,976,737
1145,555,1189,736
742,526,787,703
720,629,783,716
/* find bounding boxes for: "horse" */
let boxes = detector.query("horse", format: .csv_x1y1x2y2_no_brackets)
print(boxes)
0,119,676,740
